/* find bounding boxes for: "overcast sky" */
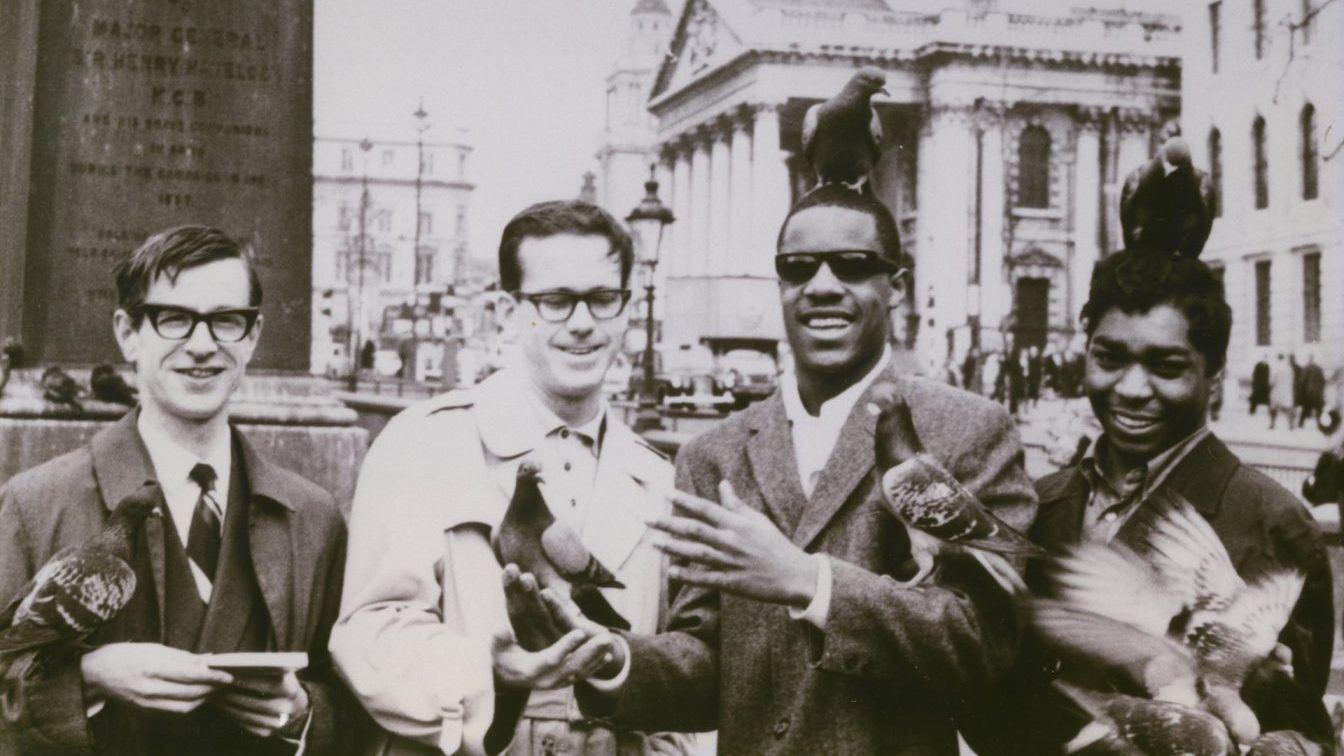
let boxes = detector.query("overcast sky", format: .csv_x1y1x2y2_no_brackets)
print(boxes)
315,0,665,269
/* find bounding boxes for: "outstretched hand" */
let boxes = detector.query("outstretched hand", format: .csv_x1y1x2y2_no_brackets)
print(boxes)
649,481,818,608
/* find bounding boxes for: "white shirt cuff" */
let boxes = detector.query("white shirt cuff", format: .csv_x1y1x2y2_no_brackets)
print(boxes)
584,634,632,692
788,553,832,629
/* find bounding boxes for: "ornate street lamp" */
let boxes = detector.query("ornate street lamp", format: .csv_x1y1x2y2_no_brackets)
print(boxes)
626,164,675,433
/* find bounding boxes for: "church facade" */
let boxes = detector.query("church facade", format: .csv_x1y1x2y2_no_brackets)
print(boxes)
648,0,1181,372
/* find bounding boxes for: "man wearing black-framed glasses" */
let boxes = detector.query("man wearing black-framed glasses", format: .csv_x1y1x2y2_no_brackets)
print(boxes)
576,184,1038,755
334,201,694,755
0,226,355,755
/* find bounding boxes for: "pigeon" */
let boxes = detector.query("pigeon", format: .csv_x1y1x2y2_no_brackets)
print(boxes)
1246,731,1324,756
1,337,23,369
0,483,159,669
1032,492,1306,745
801,66,887,190
1052,681,1232,756
90,363,138,407
870,383,1044,592
1119,136,1216,257
40,366,83,412
491,460,630,633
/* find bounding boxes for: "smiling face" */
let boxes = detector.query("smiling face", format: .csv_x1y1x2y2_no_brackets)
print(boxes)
113,257,261,430
511,233,628,420
778,205,897,402
1084,304,1210,468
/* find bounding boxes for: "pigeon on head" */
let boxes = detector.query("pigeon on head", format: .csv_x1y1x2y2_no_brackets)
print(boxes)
801,66,887,191
1119,136,1216,258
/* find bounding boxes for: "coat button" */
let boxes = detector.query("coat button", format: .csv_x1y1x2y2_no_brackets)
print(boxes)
560,429,570,439
773,716,790,737
1041,657,1062,678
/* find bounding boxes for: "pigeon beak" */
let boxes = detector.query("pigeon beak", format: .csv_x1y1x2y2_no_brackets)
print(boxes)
878,86,890,97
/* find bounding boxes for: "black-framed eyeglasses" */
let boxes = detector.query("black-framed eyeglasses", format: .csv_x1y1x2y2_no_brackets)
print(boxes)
133,304,260,343
512,289,632,323
774,251,900,285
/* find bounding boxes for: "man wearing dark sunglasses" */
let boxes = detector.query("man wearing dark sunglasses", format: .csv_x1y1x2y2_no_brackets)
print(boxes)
0,226,355,755
570,184,1037,754
333,201,694,755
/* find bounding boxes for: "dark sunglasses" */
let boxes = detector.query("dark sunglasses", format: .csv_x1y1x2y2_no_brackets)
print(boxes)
774,251,899,285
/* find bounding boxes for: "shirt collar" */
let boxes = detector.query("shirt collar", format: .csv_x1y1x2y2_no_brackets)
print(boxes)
1081,424,1212,499
781,345,892,426
523,382,607,450
136,413,232,492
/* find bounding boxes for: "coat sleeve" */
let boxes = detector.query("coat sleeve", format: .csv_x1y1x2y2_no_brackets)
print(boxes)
328,410,500,756
0,481,99,755
1238,486,1335,744
575,440,721,734
812,404,1034,690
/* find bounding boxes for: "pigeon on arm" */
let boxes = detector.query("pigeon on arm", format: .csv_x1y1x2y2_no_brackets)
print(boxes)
869,383,1043,593
801,66,887,191
0,483,159,669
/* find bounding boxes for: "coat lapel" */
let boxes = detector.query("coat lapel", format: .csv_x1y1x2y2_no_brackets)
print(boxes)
791,381,881,550
237,433,297,648
744,394,808,534
581,422,661,573
90,411,170,640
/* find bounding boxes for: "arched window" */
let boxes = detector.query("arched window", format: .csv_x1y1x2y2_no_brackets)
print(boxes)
1301,103,1318,200
1017,125,1051,208
1252,116,1268,209
1208,128,1223,217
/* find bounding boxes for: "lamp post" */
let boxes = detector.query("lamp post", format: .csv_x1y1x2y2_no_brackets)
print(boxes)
626,164,675,433
347,136,374,390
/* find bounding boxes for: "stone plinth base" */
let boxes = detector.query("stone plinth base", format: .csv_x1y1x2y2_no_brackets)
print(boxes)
0,370,368,516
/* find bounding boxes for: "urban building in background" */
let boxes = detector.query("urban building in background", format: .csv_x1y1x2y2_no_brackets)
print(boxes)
647,0,1182,374
311,123,476,379
1182,0,1341,387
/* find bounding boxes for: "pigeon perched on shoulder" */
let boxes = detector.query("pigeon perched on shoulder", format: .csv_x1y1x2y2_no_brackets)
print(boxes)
0,483,159,670
1033,492,1306,746
1051,681,1232,756
492,460,630,634
40,366,84,412
801,66,887,191
90,363,138,407
1119,136,1216,257
870,382,1043,593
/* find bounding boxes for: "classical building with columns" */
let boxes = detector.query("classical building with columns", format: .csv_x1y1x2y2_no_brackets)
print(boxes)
649,0,1181,370
1180,0,1341,388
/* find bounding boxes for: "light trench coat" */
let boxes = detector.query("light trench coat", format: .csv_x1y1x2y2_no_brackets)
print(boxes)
330,370,693,756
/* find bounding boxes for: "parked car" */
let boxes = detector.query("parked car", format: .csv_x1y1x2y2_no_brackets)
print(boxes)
715,349,778,408
628,343,730,411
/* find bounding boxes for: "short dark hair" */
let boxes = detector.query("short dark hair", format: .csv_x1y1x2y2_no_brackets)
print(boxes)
497,201,634,292
776,184,908,270
1081,251,1231,375
114,225,262,317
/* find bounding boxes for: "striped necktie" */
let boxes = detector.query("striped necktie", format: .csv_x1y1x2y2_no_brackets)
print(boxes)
186,462,223,585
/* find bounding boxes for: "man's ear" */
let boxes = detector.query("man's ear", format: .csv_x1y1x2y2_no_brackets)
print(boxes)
887,268,910,310
112,309,139,363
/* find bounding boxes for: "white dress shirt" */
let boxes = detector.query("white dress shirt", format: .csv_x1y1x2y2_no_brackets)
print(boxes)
778,346,893,629
137,414,231,602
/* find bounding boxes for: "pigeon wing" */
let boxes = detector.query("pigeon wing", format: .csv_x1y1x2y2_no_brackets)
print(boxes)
1043,542,1183,638
1104,695,1232,756
540,523,624,589
1031,600,1197,698
801,102,820,164
880,457,1043,557
1189,570,1304,684
1130,491,1244,613
570,583,631,631
0,551,137,654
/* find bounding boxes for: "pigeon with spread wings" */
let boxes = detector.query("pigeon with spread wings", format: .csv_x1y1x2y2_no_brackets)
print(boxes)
870,382,1043,593
491,460,630,636
1033,492,1305,746
0,483,159,671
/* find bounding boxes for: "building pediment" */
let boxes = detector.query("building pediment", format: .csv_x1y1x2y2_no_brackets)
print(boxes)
656,0,748,99
1009,247,1063,269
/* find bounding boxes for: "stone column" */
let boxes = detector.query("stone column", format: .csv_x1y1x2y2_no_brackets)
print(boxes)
976,103,1007,331
669,140,692,279
728,108,754,275
751,104,790,277
708,121,732,275
1071,109,1103,327
689,129,712,276
915,103,975,371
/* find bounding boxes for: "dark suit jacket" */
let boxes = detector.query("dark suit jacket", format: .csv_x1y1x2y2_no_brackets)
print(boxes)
0,412,356,755
586,368,1039,755
964,432,1335,754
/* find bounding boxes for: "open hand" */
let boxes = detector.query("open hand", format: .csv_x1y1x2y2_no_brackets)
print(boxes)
649,481,818,608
